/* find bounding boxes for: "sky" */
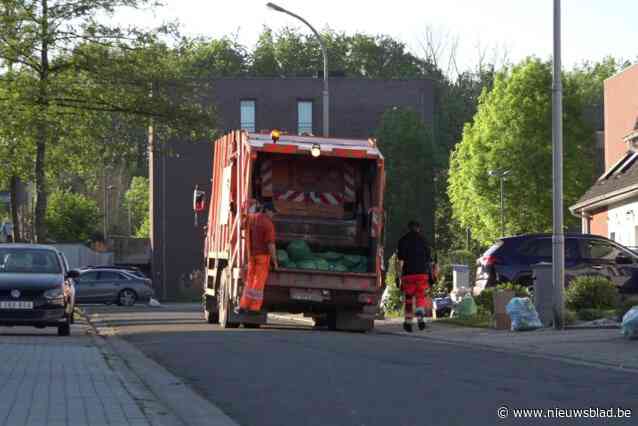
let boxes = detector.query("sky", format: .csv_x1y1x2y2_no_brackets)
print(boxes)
112,0,637,73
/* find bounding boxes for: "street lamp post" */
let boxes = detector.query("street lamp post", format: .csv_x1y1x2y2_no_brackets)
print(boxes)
266,2,329,137
104,184,114,241
552,0,565,329
489,170,511,237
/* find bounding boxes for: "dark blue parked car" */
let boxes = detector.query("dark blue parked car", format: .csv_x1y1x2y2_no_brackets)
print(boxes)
474,233,638,298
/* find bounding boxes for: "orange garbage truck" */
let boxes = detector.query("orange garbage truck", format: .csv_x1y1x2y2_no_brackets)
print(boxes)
196,130,386,331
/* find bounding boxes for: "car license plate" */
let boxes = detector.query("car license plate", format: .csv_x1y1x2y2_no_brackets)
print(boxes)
0,301,34,310
290,289,324,302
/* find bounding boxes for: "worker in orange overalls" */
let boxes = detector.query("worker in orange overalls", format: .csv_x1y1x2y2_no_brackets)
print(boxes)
396,220,432,332
237,201,278,314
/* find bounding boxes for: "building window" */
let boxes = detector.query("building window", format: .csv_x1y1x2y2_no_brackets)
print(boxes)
298,101,313,135
240,100,256,132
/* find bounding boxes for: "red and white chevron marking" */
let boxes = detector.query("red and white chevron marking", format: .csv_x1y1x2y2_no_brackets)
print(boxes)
344,163,356,202
276,191,344,206
261,160,273,195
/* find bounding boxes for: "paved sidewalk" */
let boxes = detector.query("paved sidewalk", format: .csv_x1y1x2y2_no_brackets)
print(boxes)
375,318,638,372
0,317,155,426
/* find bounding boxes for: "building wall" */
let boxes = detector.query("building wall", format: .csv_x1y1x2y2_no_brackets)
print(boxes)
604,64,638,169
150,78,435,300
589,207,608,237
608,197,638,250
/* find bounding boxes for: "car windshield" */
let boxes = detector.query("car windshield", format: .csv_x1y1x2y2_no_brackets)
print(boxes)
0,248,62,274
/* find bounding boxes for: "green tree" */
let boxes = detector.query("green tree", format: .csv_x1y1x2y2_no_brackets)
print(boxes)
45,190,99,242
448,58,595,245
250,27,280,76
179,37,248,78
376,108,437,254
0,1,216,241
124,176,149,237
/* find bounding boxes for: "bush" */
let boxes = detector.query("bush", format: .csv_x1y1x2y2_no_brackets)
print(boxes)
45,191,100,242
577,308,617,322
382,254,403,312
475,282,530,314
565,309,578,325
566,276,619,311
617,299,638,320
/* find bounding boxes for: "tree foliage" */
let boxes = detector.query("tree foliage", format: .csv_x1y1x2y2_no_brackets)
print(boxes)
376,108,437,254
448,58,596,245
0,0,216,241
124,176,149,237
45,190,99,242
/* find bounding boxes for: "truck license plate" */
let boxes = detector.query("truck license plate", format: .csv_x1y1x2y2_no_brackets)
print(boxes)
290,289,324,302
0,301,34,310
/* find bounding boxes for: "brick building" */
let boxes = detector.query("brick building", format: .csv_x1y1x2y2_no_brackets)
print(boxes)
149,77,435,299
570,64,638,249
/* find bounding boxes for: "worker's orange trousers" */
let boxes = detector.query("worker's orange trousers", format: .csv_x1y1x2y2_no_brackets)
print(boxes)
401,274,431,320
239,255,271,312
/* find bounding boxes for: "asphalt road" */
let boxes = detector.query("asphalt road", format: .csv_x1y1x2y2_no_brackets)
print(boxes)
83,304,638,426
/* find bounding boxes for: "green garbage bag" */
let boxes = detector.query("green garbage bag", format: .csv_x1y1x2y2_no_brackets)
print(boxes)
343,254,363,267
287,240,313,262
315,258,331,271
454,294,477,319
297,259,317,270
277,249,289,263
317,251,342,261
351,259,368,273
329,262,348,272
280,258,296,269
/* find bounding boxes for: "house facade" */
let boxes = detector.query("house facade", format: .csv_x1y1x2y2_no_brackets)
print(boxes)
149,77,435,300
570,64,638,250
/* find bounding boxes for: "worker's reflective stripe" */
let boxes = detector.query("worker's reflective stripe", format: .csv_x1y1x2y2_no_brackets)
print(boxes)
244,287,264,301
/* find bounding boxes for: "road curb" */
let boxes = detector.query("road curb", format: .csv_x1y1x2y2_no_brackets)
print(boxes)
79,308,240,426
373,325,638,375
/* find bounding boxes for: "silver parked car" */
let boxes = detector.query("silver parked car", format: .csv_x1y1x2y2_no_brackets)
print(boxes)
75,268,154,306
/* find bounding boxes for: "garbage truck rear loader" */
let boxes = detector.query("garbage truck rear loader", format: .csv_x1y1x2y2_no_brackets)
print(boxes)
197,131,385,331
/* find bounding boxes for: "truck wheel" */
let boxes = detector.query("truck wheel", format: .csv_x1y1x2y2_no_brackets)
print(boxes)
203,296,219,324
335,310,373,333
205,307,219,324
218,272,239,329
327,311,338,331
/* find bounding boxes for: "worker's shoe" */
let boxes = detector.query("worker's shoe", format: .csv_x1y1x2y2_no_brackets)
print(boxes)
416,311,427,330
417,319,427,331
402,321,413,333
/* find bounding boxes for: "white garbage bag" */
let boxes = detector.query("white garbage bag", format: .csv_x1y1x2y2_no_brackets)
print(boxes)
506,297,542,331
622,306,638,340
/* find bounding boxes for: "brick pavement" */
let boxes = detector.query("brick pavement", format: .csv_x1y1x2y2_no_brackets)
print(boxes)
0,319,151,426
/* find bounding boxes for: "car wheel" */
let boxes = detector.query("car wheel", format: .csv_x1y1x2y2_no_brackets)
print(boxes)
58,316,71,336
118,289,138,307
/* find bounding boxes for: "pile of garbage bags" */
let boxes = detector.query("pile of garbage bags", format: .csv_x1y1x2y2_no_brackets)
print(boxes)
506,297,543,331
277,240,368,273
622,306,638,340
453,294,477,319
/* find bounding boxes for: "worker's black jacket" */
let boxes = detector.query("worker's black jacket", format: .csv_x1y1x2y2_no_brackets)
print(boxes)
397,231,431,276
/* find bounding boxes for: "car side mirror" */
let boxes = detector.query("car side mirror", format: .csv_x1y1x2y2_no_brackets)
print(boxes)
66,270,80,279
615,254,633,265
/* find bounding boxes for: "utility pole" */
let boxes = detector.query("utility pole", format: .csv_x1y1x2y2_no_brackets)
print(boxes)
552,0,565,329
